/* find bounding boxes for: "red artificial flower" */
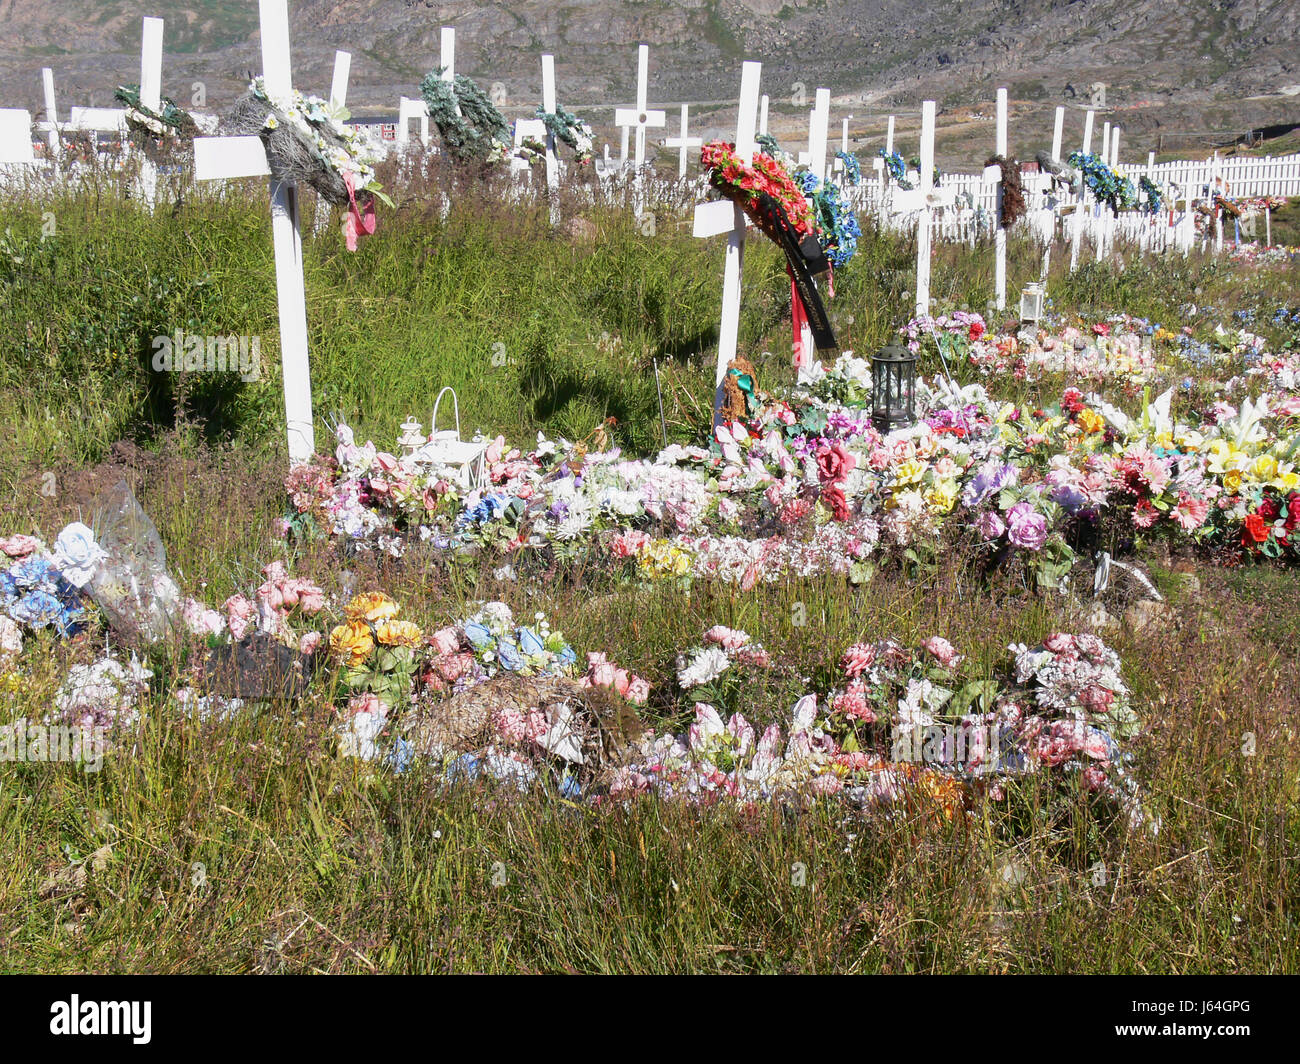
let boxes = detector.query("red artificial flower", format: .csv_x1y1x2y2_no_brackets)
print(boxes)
1242,512,1270,546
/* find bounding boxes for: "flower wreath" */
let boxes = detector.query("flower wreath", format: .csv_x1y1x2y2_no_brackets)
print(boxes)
419,68,511,164
700,140,816,243
237,77,393,250
1067,151,1137,213
835,150,861,186
113,83,197,141
1139,175,1163,215
799,170,860,268
879,148,911,188
536,105,594,164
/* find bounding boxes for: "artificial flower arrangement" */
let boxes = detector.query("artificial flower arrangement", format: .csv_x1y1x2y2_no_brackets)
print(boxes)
835,150,862,186
242,76,393,250
1067,151,1137,213
113,83,197,141
535,105,594,164
878,148,911,188
1139,175,1163,215
0,528,94,639
419,67,512,164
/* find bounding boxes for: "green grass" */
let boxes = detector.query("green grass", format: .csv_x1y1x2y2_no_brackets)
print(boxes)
1,160,1299,972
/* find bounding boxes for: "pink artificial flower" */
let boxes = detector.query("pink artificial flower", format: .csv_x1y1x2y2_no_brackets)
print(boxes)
298,631,323,656
920,635,962,669
1174,492,1209,532
428,626,462,656
349,691,384,716
704,625,750,650
841,642,876,678
975,510,1007,540
0,534,41,558
815,440,856,484
223,594,256,642
623,675,651,705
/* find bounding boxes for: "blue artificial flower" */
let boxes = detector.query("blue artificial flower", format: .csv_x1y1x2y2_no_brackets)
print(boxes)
384,737,415,774
556,644,577,668
464,621,493,648
8,589,63,628
446,754,481,783
559,774,582,799
10,557,59,591
495,638,525,671
517,627,546,656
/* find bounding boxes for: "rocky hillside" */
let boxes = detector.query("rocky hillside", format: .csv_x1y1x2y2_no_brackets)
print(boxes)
2,0,1297,163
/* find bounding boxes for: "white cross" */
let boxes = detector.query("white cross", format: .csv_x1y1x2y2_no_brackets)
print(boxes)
540,53,563,222
39,68,59,156
1069,108,1095,272
991,86,1008,310
663,104,701,180
0,109,35,165
192,0,316,466
613,44,666,211
759,94,769,136
312,49,352,236
692,60,761,417
913,101,939,316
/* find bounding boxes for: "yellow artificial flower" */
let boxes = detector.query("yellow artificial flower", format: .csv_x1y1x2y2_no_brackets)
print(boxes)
1223,469,1243,494
344,591,400,623
1249,454,1279,483
1206,439,1248,475
329,621,375,667
1274,470,1300,493
375,619,423,647
926,480,959,514
1077,408,1105,434
894,459,927,487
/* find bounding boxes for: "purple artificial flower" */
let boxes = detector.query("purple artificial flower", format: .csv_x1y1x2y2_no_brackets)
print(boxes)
1006,502,1048,551
974,510,1007,541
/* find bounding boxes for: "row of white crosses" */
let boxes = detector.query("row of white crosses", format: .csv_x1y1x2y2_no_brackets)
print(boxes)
0,16,163,180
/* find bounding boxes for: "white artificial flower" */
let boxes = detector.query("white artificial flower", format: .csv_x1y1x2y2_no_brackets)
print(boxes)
676,646,729,688
52,522,106,588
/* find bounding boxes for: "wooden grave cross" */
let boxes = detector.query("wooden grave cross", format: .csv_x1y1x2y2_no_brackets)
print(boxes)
614,45,666,212
692,60,761,418
192,0,316,466
663,104,702,180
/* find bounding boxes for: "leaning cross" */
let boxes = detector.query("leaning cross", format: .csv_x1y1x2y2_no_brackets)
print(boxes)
692,60,761,418
192,0,315,466
663,104,701,180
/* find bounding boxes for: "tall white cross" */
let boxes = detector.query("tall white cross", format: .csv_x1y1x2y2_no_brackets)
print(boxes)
312,49,352,236
992,87,1008,310
39,68,59,156
614,45,666,213
132,16,165,208
1069,108,1095,272
914,101,937,317
801,88,830,184
692,60,761,417
192,0,315,466
540,53,561,222
663,104,702,180
759,94,769,136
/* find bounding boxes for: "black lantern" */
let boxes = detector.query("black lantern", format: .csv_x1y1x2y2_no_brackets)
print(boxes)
871,344,918,432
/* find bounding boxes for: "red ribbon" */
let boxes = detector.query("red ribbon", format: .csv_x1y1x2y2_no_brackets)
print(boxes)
343,172,377,252
791,274,811,370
